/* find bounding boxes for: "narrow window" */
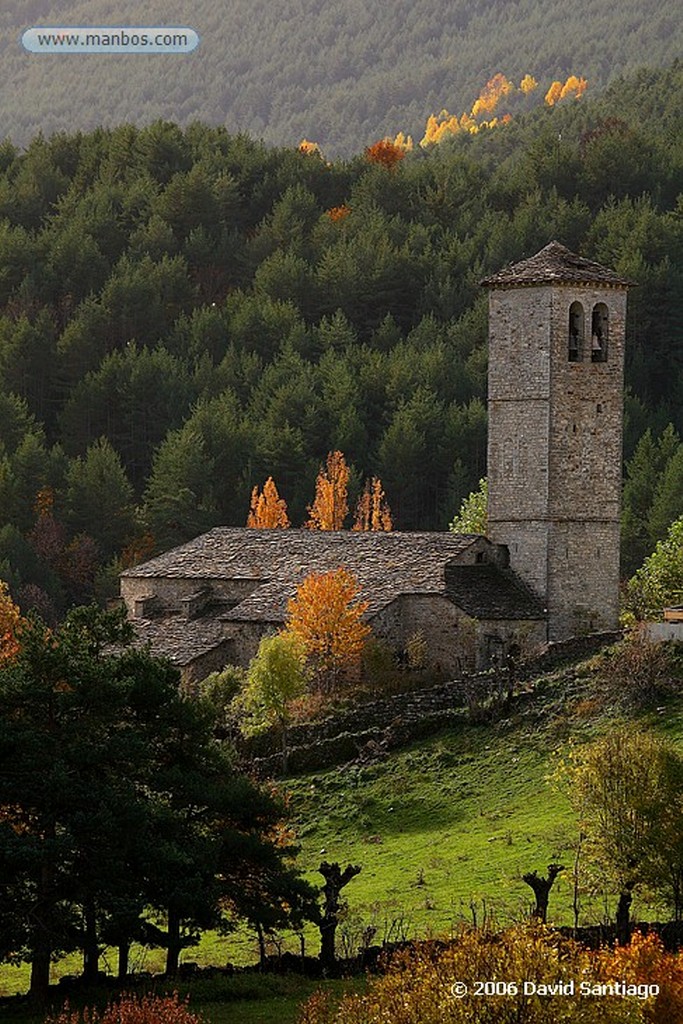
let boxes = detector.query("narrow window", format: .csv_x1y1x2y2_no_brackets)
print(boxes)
568,301,584,361
591,303,608,362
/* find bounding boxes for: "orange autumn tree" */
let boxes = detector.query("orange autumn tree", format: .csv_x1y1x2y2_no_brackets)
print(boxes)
306,451,349,530
364,139,406,170
247,477,290,528
285,568,370,689
0,580,23,663
353,478,393,532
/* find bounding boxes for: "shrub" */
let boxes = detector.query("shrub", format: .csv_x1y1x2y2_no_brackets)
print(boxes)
298,924,683,1022
600,627,679,707
45,991,204,1024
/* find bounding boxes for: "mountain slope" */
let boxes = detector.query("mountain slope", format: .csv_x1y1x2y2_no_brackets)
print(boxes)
1,0,681,155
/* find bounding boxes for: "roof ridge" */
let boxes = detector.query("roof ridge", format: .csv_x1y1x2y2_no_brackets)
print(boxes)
481,240,634,288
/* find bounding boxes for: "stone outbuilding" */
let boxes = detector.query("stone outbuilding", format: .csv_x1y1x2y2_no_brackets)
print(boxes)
120,528,546,685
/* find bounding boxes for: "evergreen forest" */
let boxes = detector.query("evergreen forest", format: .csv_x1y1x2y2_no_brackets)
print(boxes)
0,61,681,620
2,0,683,155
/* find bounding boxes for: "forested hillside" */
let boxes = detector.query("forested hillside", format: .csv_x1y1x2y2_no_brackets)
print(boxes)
0,62,681,622
2,0,682,155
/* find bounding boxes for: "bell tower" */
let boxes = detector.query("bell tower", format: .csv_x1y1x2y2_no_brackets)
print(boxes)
482,242,630,640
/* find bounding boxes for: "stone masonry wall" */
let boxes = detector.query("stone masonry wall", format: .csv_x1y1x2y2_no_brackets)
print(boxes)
487,283,626,640
242,630,621,775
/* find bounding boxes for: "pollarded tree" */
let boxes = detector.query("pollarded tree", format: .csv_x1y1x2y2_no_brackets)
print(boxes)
306,451,349,530
247,477,290,528
285,568,370,690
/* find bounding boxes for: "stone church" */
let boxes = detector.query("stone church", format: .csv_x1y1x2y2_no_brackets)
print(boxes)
120,242,630,683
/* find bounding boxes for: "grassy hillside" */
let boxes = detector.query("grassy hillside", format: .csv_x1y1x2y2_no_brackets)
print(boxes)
4,646,683,1009
1,0,681,154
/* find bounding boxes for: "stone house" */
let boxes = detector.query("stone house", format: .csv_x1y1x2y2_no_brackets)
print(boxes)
120,529,546,685
121,241,629,683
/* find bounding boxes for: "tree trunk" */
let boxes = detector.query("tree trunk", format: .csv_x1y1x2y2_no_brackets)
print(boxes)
29,948,51,1005
166,907,181,977
256,922,267,969
318,861,362,970
281,722,289,775
319,919,337,969
616,887,633,945
82,897,99,984
118,942,130,980
29,855,54,1005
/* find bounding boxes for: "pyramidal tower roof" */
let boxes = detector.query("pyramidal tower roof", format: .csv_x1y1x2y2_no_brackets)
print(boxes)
481,241,632,289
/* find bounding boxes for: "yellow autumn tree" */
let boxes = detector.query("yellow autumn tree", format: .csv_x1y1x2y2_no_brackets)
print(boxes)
306,451,349,530
561,74,588,100
520,73,538,94
298,138,323,158
470,72,513,118
247,477,290,528
285,569,370,688
392,131,413,152
353,478,392,532
545,80,564,106
546,75,587,105
0,580,23,663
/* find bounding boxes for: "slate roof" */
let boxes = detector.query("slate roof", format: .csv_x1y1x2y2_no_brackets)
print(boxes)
129,613,230,667
445,564,545,620
480,241,632,289
123,528,484,620
123,529,548,672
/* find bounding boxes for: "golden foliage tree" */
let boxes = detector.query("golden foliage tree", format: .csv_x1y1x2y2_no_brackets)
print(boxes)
520,73,538,94
353,478,392,532
470,72,513,118
392,131,413,152
306,451,349,531
247,477,290,528
546,75,588,106
0,579,23,663
298,138,323,158
285,568,370,688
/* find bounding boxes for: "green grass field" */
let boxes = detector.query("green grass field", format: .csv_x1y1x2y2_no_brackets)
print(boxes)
3,650,682,1020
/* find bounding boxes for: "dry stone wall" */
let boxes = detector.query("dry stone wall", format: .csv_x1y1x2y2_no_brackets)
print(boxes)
240,631,620,776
